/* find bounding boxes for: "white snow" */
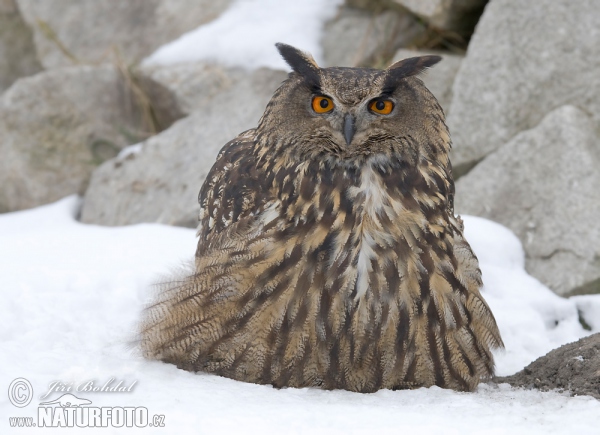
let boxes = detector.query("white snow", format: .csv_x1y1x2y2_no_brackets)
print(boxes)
461,216,599,376
1,196,599,434
116,143,143,161
572,295,600,332
143,0,344,70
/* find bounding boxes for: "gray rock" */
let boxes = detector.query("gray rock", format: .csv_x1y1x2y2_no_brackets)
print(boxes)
392,48,462,115
455,106,600,296
0,65,149,213
137,62,285,117
447,0,600,175
80,66,287,227
497,333,600,400
392,0,487,31
0,0,41,92
322,6,424,67
16,0,231,69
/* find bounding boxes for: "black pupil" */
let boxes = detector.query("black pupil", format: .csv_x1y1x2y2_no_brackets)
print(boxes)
375,101,386,111
319,98,329,109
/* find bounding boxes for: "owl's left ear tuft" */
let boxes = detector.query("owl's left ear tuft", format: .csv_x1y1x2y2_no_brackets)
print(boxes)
276,43,321,91
382,55,441,93
386,55,442,77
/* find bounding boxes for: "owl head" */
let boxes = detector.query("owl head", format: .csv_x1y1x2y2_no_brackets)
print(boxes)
257,43,445,167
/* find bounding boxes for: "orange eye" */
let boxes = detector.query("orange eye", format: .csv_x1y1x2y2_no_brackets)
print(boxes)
312,96,334,113
369,99,394,115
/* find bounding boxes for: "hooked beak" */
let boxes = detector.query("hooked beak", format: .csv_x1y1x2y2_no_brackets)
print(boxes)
343,113,356,145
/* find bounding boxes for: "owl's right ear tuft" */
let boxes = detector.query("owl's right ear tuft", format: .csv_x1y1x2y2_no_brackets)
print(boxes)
276,43,321,91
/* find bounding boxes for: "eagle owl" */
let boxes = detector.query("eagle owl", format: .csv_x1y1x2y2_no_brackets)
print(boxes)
140,43,503,393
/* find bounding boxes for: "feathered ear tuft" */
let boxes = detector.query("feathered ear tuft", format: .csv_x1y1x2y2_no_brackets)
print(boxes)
382,55,442,94
276,43,321,91
386,55,442,77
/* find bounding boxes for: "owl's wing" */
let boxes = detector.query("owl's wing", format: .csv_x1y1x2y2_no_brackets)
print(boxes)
141,128,277,362
196,129,272,245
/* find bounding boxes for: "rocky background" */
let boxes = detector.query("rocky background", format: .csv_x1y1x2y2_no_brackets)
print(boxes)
1,0,599,394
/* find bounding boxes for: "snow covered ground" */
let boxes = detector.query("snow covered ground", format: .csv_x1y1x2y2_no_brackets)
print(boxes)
144,0,344,70
1,196,599,434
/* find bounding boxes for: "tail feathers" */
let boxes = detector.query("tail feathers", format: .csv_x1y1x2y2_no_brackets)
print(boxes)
139,263,202,365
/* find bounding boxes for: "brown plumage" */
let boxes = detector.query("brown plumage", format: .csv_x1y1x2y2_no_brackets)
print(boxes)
140,43,503,393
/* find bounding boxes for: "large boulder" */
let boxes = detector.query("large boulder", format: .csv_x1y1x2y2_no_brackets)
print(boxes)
392,48,462,115
0,0,41,92
137,62,284,116
322,5,423,67
0,66,154,213
447,0,600,175
498,333,600,400
16,0,232,69
455,106,600,296
392,0,488,32
80,65,287,227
